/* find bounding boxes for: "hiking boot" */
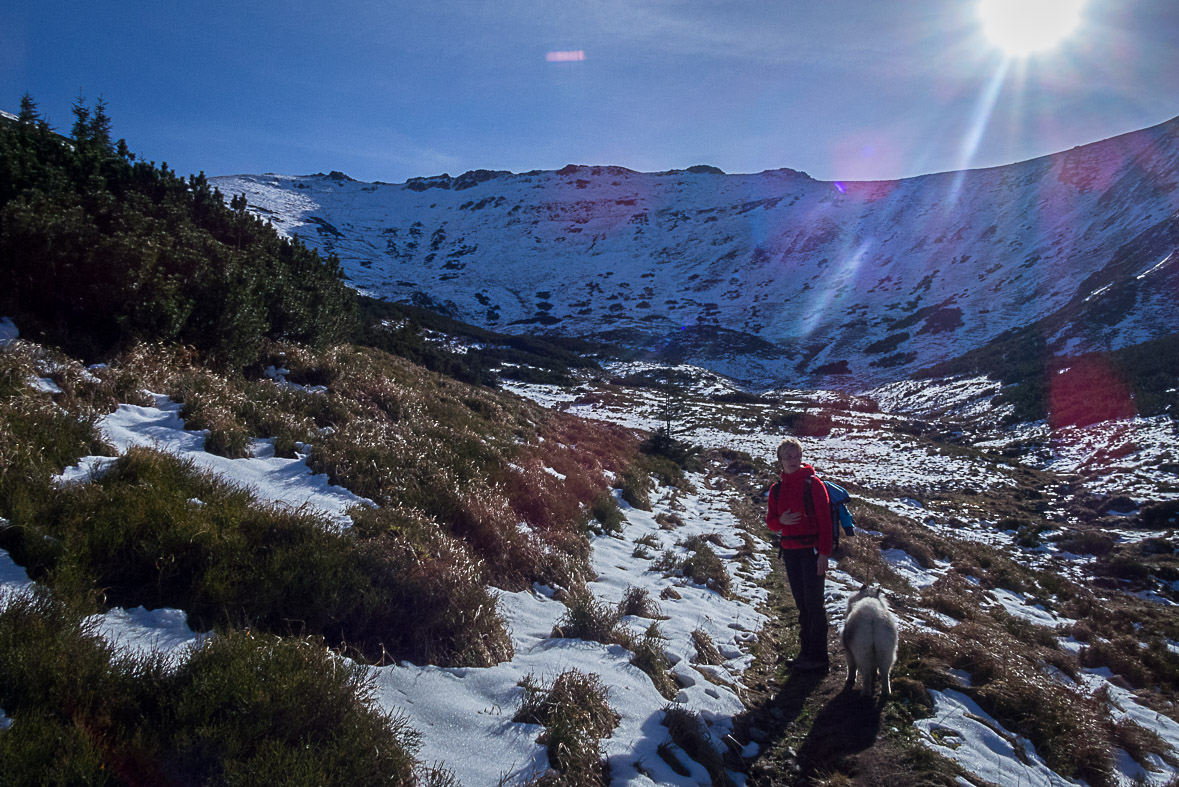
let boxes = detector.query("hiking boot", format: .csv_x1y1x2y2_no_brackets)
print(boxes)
790,657,829,672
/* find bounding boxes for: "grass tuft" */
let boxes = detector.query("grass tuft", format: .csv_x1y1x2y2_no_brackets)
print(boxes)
692,628,724,666
551,588,623,645
630,624,678,700
515,669,619,785
617,585,664,619
679,539,731,597
662,706,734,786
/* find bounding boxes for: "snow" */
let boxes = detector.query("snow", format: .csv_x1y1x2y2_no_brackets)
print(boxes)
369,475,770,785
985,587,1075,629
56,394,372,530
209,120,1179,389
870,375,1004,421
916,689,1075,787
85,606,211,661
505,370,1021,497
1137,251,1174,280
0,548,34,597
881,548,947,590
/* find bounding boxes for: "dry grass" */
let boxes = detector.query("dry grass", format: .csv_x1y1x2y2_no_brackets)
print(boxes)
630,624,678,700
618,586,665,619
515,669,619,785
678,536,732,597
663,706,735,786
551,588,625,644
692,628,724,666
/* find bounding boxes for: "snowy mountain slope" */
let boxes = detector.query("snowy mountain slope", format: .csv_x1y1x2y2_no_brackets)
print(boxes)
211,115,1179,388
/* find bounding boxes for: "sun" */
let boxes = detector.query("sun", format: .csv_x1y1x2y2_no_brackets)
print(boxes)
978,0,1084,56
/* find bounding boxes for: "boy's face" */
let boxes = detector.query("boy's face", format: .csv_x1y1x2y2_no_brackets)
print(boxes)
778,446,802,474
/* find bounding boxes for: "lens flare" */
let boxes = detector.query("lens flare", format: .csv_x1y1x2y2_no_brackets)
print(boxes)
546,51,586,62
948,57,1011,204
979,0,1084,56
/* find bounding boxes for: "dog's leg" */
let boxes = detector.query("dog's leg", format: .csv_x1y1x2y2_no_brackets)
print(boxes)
844,648,857,692
880,667,891,698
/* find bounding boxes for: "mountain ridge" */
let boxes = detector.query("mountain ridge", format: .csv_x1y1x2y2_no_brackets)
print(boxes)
212,112,1179,390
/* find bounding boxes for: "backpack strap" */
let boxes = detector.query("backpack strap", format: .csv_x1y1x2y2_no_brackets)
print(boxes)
802,477,817,525
802,477,838,553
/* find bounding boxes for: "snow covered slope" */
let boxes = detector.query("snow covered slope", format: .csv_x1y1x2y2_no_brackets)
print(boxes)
212,115,1179,389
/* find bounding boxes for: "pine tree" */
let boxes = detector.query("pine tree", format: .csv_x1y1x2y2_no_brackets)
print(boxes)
17,93,41,124
90,96,113,154
70,92,91,144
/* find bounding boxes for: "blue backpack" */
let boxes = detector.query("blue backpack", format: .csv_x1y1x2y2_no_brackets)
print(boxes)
774,477,855,551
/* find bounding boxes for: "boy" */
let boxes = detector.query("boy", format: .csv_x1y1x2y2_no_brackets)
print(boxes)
766,438,833,671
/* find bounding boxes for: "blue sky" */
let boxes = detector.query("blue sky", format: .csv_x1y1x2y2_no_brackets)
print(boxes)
2,1,1177,184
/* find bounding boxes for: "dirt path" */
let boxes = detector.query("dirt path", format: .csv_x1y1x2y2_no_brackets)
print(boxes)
727,560,960,786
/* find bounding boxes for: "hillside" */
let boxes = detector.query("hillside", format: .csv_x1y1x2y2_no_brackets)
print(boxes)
212,115,1179,389
4,320,1179,785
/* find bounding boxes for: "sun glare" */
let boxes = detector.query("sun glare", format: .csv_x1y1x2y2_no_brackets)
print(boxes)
979,0,1084,56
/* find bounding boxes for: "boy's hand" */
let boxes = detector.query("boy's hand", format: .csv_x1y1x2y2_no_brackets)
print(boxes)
818,555,829,575
778,510,800,526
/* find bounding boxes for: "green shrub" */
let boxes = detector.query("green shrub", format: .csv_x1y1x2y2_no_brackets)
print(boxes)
163,631,419,784
640,427,701,471
0,98,357,369
0,358,111,523
590,490,624,534
0,592,422,786
1,447,512,667
619,469,652,511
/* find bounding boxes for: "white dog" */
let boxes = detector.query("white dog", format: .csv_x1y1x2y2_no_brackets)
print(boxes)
841,585,898,699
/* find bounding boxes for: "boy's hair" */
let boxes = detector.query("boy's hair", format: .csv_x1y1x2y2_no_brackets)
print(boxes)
776,437,803,460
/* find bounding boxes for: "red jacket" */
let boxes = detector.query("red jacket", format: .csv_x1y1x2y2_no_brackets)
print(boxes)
766,464,833,556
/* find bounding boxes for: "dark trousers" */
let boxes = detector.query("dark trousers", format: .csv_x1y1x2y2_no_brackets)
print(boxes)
780,547,828,662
